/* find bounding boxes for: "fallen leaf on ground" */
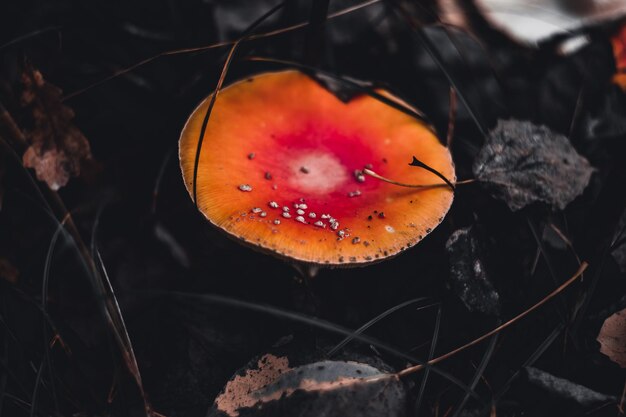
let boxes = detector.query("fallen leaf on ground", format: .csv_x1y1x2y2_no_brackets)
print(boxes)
597,307,626,368
20,65,93,190
473,120,594,211
210,353,406,417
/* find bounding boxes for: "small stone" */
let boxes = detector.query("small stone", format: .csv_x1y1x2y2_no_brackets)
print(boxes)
260,211,267,217
297,209,305,215
378,212,386,219
348,190,362,197
282,206,290,212
264,172,272,180
251,207,262,213
282,212,291,219
269,201,279,209
313,221,325,228
247,153,255,160
308,212,316,218
273,219,281,225
295,216,306,224
352,237,361,244
300,166,310,174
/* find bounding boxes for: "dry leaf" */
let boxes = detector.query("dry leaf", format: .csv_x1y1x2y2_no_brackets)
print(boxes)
598,307,626,368
20,65,92,190
473,120,594,211
210,354,406,417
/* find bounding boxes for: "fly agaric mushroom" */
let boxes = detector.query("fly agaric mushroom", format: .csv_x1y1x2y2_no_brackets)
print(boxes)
179,70,455,266
612,22,626,90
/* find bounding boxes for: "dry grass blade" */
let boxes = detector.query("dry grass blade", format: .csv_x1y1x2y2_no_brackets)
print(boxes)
526,217,567,319
0,26,61,51
388,1,488,136
549,222,583,266
415,305,442,416
62,0,382,101
446,87,458,148
451,329,499,417
327,297,434,357
155,290,483,401
0,104,150,413
191,1,285,205
619,379,625,414
397,262,588,378
90,206,151,416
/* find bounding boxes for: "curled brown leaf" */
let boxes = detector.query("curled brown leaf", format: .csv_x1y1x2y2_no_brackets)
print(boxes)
20,66,93,190
598,307,626,368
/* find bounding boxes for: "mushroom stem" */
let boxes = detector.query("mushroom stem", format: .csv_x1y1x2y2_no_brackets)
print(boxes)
363,168,474,190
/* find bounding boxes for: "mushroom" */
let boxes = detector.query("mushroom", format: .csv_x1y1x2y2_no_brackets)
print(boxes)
612,22,626,90
179,70,455,266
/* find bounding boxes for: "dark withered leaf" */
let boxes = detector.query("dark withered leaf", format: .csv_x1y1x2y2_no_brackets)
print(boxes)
525,367,616,407
445,226,500,316
597,307,626,368
209,354,406,417
20,66,93,190
473,120,594,211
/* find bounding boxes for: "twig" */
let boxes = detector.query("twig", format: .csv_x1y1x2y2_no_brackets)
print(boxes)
446,87,457,148
618,377,625,414
396,262,588,378
62,0,382,101
363,168,474,190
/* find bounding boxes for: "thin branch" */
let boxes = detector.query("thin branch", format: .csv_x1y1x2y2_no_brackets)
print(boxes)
363,168,474,190
396,262,588,378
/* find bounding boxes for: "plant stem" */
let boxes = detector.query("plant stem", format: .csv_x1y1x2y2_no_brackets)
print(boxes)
363,168,474,190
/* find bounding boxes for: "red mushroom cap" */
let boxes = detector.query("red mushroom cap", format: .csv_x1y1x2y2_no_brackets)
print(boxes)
179,70,455,266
